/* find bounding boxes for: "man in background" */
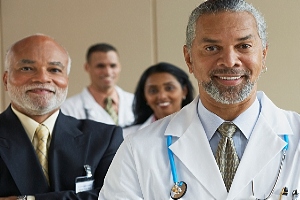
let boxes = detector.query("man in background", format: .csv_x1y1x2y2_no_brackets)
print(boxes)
0,34,123,199
61,43,134,128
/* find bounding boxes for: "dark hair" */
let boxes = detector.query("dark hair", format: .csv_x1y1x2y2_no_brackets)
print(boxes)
86,43,118,62
132,62,194,125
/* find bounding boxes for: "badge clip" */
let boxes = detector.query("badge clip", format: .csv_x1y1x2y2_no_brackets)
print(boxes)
75,164,94,193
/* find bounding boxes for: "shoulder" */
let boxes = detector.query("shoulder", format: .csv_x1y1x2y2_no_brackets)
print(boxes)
63,91,85,104
258,91,300,130
258,91,300,119
58,112,122,135
115,86,134,98
127,115,173,143
61,90,87,113
123,124,141,138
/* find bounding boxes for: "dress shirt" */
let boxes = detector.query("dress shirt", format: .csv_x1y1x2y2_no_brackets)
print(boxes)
11,106,58,148
197,97,260,159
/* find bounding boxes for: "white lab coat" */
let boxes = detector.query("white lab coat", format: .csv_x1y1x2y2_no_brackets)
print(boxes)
99,91,300,200
61,86,134,127
123,115,155,138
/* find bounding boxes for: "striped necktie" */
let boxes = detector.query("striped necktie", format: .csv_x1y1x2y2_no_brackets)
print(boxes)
34,124,50,183
105,96,118,125
215,122,239,192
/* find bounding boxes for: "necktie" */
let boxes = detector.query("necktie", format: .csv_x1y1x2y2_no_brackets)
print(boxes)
215,122,239,192
105,97,118,125
34,124,50,183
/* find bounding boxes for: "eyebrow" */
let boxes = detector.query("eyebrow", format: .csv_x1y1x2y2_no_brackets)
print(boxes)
20,59,35,64
19,59,65,69
201,34,254,43
202,38,220,44
146,81,176,87
49,61,65,68
237,34,253,42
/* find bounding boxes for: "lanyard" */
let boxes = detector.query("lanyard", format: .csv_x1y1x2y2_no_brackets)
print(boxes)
167,134,289,199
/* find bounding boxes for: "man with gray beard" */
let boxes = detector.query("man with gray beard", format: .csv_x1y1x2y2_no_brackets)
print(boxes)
99,0,300,199
0,34,123,200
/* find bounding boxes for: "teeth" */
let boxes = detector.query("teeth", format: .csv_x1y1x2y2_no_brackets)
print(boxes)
219,76,241,80
159,102,170,106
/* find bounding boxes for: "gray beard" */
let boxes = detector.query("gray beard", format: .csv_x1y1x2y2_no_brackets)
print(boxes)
7,83,68,116
200,68,260,104
201,79,254,104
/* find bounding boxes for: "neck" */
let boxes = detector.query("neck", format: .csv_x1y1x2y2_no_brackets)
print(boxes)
12,104,58,124
200,91,256,121
88,85,117,107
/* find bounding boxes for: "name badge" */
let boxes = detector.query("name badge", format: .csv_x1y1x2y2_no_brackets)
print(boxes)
75,165,94,193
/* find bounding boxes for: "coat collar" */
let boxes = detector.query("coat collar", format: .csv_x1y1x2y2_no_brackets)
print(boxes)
79,87,119,125
163,92,293,199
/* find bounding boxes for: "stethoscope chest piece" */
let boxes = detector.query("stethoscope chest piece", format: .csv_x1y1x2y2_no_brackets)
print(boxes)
170,181,187,200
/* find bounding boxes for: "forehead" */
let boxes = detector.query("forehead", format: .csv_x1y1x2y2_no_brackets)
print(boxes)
11,36,68,65
196,11,258,39
89,51,119,63
146,72,179,85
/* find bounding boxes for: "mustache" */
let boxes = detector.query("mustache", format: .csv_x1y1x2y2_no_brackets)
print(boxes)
210,68,251,76
24,84,56,92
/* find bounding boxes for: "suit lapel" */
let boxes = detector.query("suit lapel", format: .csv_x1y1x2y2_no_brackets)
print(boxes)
48,113,87,190
0,107,49,193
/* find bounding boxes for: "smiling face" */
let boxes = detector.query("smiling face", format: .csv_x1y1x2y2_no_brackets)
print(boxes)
3,35,69,120
85,50,121,92
184,11,267,109
144,72,187,120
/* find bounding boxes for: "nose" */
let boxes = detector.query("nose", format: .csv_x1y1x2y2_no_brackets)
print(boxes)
217,48,242,68
31,68,51,83
157,90,168,100
103,66,112,75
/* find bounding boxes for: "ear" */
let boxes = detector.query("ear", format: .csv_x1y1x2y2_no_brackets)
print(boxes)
262,45,268,67
3,71,8,91
183,45,193,74
84,62,89,72
182,85,188,99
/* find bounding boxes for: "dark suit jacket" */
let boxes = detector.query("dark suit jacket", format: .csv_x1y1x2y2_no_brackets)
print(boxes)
0,106,123,200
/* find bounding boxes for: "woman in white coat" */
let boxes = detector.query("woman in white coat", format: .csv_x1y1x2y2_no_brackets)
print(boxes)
99,0,300,199
123,62,194,138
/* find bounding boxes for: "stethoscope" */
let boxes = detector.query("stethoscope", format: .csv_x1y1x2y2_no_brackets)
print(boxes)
166,134,289,200
250,134,289,200
167,135,187,200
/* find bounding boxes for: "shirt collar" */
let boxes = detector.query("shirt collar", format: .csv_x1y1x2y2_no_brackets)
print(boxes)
198,97,260,140
11,106,59,141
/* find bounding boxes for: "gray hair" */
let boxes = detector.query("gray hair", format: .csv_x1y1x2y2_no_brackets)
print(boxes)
185,0,267,52
4,33,72,75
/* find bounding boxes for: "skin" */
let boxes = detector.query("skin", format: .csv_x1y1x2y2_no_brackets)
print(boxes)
144,72,187,120
184,11,268,121
85,51,121,98
3,35,69,124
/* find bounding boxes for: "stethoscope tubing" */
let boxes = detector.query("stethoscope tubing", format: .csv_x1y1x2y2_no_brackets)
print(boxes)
167,135,178,183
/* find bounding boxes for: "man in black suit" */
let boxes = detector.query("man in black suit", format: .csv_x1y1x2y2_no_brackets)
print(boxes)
0,34,123,200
